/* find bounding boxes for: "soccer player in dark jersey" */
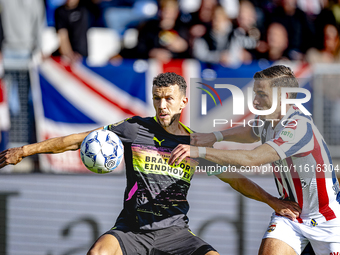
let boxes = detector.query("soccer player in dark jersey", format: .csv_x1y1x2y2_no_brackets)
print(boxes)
0,72,299,255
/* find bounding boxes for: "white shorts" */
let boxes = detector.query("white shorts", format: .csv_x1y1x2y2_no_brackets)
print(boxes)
262,213,340,255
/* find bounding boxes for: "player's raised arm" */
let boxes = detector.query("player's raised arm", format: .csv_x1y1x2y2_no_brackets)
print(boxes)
190,124,260,147
0,128,103,169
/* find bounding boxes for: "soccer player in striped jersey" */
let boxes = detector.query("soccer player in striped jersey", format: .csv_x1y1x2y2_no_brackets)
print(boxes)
170,65,340,255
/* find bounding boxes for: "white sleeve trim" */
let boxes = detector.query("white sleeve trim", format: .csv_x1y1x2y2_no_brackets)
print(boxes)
266,141,287,160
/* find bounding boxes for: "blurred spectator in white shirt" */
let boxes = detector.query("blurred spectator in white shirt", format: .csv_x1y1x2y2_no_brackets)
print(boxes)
0,0,45,65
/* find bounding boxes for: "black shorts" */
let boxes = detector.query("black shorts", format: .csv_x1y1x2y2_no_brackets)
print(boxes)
104,226,216,255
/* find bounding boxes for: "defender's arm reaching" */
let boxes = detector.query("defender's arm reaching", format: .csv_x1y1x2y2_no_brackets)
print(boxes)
169,144,301,220
190,125,260,147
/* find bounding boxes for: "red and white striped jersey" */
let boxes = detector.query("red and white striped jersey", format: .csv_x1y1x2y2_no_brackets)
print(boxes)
253,106,340,224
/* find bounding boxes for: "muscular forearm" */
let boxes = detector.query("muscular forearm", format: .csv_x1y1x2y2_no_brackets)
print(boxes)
218,172,277,208
216,171,301,220
221,125,259,143
204,144,280,168
22,132,89,157
191,125,259,147
205,148,258,168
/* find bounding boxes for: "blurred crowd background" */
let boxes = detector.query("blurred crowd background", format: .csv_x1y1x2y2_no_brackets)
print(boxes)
1,0,340,66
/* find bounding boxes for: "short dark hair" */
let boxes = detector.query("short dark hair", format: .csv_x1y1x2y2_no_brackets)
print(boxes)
153,72,187,95
254,65,299,99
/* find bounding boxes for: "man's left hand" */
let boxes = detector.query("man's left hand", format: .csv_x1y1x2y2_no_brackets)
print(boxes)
169,144,198,165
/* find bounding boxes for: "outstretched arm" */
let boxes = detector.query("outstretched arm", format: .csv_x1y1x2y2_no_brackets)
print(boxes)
169,144,301,220
0,128,102,168
217,171,301,220
170,143,279,168
191,125,260,147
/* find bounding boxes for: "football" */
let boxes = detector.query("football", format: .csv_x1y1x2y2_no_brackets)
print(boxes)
80,129,124,174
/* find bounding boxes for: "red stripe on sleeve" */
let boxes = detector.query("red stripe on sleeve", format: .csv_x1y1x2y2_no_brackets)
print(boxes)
273,137,287,146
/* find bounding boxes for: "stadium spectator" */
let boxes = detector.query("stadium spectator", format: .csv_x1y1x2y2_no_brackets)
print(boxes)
268,0,315,60
0,0,44,147
135,0,190,62
313,0,337,50
255,22,290,61
192,5,233,64
306,24,340,63
45,0,103,27
227,0,260,66
174,65,340,255
0,0,45,63
52,0,89,63
187,0,218,39
183,0,219,57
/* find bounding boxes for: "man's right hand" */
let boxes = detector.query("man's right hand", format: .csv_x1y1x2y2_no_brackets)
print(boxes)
268,197,302,221
190,132,216,147
0,147,25,168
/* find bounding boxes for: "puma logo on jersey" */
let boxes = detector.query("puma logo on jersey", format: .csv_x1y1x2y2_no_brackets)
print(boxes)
153,137,165,146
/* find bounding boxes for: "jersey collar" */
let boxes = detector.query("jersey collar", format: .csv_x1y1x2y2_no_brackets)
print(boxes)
153,116,193,134
273,105,296,132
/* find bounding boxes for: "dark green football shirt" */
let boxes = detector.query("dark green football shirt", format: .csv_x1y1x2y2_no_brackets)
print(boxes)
105,116,198,231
